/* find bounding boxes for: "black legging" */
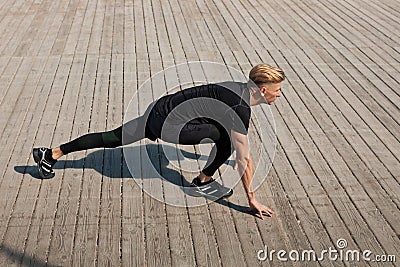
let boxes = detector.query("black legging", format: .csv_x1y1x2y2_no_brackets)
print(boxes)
60,113,233,177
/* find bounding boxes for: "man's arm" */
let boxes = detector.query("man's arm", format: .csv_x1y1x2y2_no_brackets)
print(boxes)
231,130,275,219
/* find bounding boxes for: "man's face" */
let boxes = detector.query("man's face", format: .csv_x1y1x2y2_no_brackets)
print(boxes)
261,82,282,104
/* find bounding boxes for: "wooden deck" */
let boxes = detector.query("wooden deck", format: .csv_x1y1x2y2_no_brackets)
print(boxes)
0,0,399,266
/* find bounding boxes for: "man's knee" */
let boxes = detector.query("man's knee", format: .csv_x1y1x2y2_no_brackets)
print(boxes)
101,128,122,148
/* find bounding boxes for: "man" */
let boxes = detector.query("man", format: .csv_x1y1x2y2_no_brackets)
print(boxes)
33,63,285,219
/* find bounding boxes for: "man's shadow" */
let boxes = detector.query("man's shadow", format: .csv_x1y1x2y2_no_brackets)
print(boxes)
15,144,258,218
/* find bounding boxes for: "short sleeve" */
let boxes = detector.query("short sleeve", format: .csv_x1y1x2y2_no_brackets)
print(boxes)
231,105,251,135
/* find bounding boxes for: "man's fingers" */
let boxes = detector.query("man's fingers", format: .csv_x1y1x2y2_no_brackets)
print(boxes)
261,207,274,217
248,204,274,219
256,208,263,220
249,207,264,220
266,208,274,216
264,206,274,215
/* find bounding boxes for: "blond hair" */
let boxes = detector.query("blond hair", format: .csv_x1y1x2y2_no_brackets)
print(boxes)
249,64,285,85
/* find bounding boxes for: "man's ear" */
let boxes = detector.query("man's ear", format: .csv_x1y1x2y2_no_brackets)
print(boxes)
260,87,266,96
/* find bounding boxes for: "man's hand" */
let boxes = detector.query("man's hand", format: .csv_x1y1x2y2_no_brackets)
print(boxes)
248,197,274,220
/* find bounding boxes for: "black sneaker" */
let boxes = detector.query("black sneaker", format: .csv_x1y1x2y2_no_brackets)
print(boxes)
32,147,56,179
189,177,233,200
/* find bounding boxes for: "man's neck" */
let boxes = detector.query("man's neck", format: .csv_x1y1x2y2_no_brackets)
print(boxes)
249,86,263,106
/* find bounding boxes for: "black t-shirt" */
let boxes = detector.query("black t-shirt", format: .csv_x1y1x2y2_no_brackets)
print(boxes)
151,81,251,135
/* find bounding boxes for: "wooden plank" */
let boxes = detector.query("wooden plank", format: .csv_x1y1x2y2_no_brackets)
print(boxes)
74,0,97,55
70,54,110,266
161,170,197,267
180,0,219,55
112,0,124,54
0,16,14,47
357,46,400,89
336,47,400,126
192,0,227,62
121,52,146,266
0,57,23,120
133,3,155,266
19,56,64,266
123,0,135,55
67,54,100,266
0,57,34,139
45,54,87,266
262,166,317,267
97,53,123,267
229,131,291,267
99,0,114,56
0,56,12,82
225,1,288,54
151,0,173,64
139,86,172,267
299,0,373,49
50,0,79,55
190,3,299,264
87,0,106,54
318,56,400,142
